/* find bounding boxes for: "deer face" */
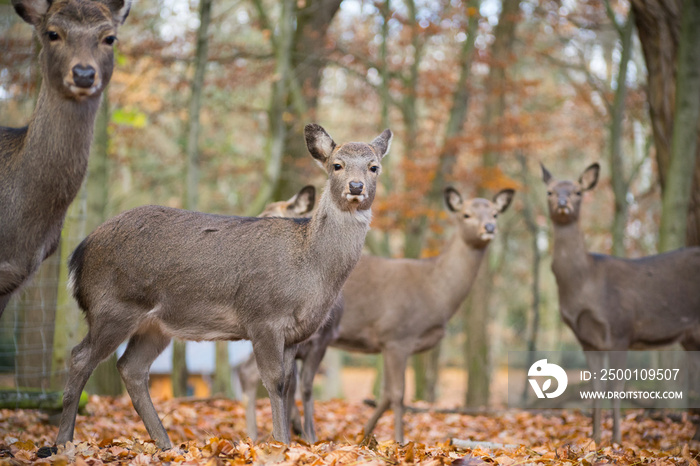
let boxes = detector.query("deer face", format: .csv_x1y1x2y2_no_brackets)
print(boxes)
13,0,131,100
305,124,392,212
445,188,515,249
541,163,599,226
259,185,316,218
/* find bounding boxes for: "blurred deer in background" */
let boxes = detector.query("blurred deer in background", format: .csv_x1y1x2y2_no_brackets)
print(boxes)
331,187,515,443
238,184,343,443
53,124,391,449
541,162,700,444
0,0,131,318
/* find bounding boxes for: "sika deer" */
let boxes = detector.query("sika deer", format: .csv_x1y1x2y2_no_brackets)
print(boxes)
54,124,391,449
0,0,131,317
332,187,515,443
541,163,700,444
238,185,342,443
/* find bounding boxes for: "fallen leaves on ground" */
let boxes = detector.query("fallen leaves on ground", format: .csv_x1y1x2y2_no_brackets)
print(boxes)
0,395,698,464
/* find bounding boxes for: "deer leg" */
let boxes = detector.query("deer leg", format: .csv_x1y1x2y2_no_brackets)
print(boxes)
384,346,409,444
252,334,293,443
117,328,172,450
363,355,392,440
298,342,330,443
238,355,260,441
286,360,303,437
584,351,604,444
609,351,626,444
57,324,132,445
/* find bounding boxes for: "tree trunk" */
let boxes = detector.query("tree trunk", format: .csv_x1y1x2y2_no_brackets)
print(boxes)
85,92,122,396
658,0,700,251
411,0,480,400
609,9,635,256
175,0,213,397
632,0,700,247
464,0,519,409
247,0,295,215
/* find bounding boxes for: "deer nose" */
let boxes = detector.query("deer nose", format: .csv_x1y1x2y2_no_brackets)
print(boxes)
484,223,496,234
349,181,364,195
72,65,96,88
557,197,568,208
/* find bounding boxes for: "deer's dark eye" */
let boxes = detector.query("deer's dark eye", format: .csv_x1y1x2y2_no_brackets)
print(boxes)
547,191,553,196
333,164,342,171
575,191,582,196
369,165,379,173
104,35,117,45
464,214,471,219
47,31,60,41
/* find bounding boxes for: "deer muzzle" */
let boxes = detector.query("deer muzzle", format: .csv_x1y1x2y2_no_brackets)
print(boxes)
66,64,101,97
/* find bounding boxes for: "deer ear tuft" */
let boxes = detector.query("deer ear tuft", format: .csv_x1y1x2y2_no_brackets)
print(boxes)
370,129,392,159
305,124,336,167
579,163,600,191
444,187,463,212
494,189,515,213
12,0,51,26
540,162,553,184
100,0,131,24
291,185,316,215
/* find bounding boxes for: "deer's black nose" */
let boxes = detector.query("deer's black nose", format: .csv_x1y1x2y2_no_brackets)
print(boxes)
72,65,96,88
485,223,496,234
349,181,364,195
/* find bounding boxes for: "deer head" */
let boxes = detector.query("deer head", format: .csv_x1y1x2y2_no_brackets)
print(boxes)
12,0,131,100
444,187,515,249
541,162,600,225
305,124,391,213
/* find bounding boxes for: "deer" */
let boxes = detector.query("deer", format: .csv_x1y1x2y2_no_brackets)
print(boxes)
330,187,515,444
541,162,700,444
237,185,343,443
0,0,131,318
50,124,391,451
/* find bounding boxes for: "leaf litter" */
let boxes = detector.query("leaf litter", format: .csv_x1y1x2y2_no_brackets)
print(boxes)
0,395,698,464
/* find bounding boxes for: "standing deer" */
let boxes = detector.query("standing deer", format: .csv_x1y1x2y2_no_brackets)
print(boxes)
238,185,343,443
0,0,131,318
331,187,515,443
541,162,700,444
53,124,391,449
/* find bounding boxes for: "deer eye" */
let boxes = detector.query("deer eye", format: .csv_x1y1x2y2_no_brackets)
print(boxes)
464,214,471,219
333,164,343,171
104,35,117,45
575,191,582,196
47,31,60,41
547,191,553,196
369,165,379,173
494,213,498,218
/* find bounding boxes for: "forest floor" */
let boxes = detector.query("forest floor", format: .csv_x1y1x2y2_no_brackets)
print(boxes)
0,394,698,465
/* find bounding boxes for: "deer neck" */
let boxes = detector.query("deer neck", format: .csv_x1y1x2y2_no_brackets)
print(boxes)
551,220,591,292
432,233,487,319
22,83,101,213
307,186,371,285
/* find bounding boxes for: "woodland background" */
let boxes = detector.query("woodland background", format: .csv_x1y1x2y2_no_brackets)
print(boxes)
0,0,700,432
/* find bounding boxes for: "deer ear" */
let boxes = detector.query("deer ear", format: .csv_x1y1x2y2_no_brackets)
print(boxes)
289,185,315,215
305,124,336,168
444,187,463,212
579,163,600,191
100,0,131,24
540,162,553,184
11,0,50,26
370,129,392,159
493,189,515,213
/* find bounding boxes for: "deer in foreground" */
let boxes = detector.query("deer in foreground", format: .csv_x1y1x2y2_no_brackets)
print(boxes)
54,124,391,449
238,185,343,443
541,163,700,444
331,187,515,443
0,0,131,318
